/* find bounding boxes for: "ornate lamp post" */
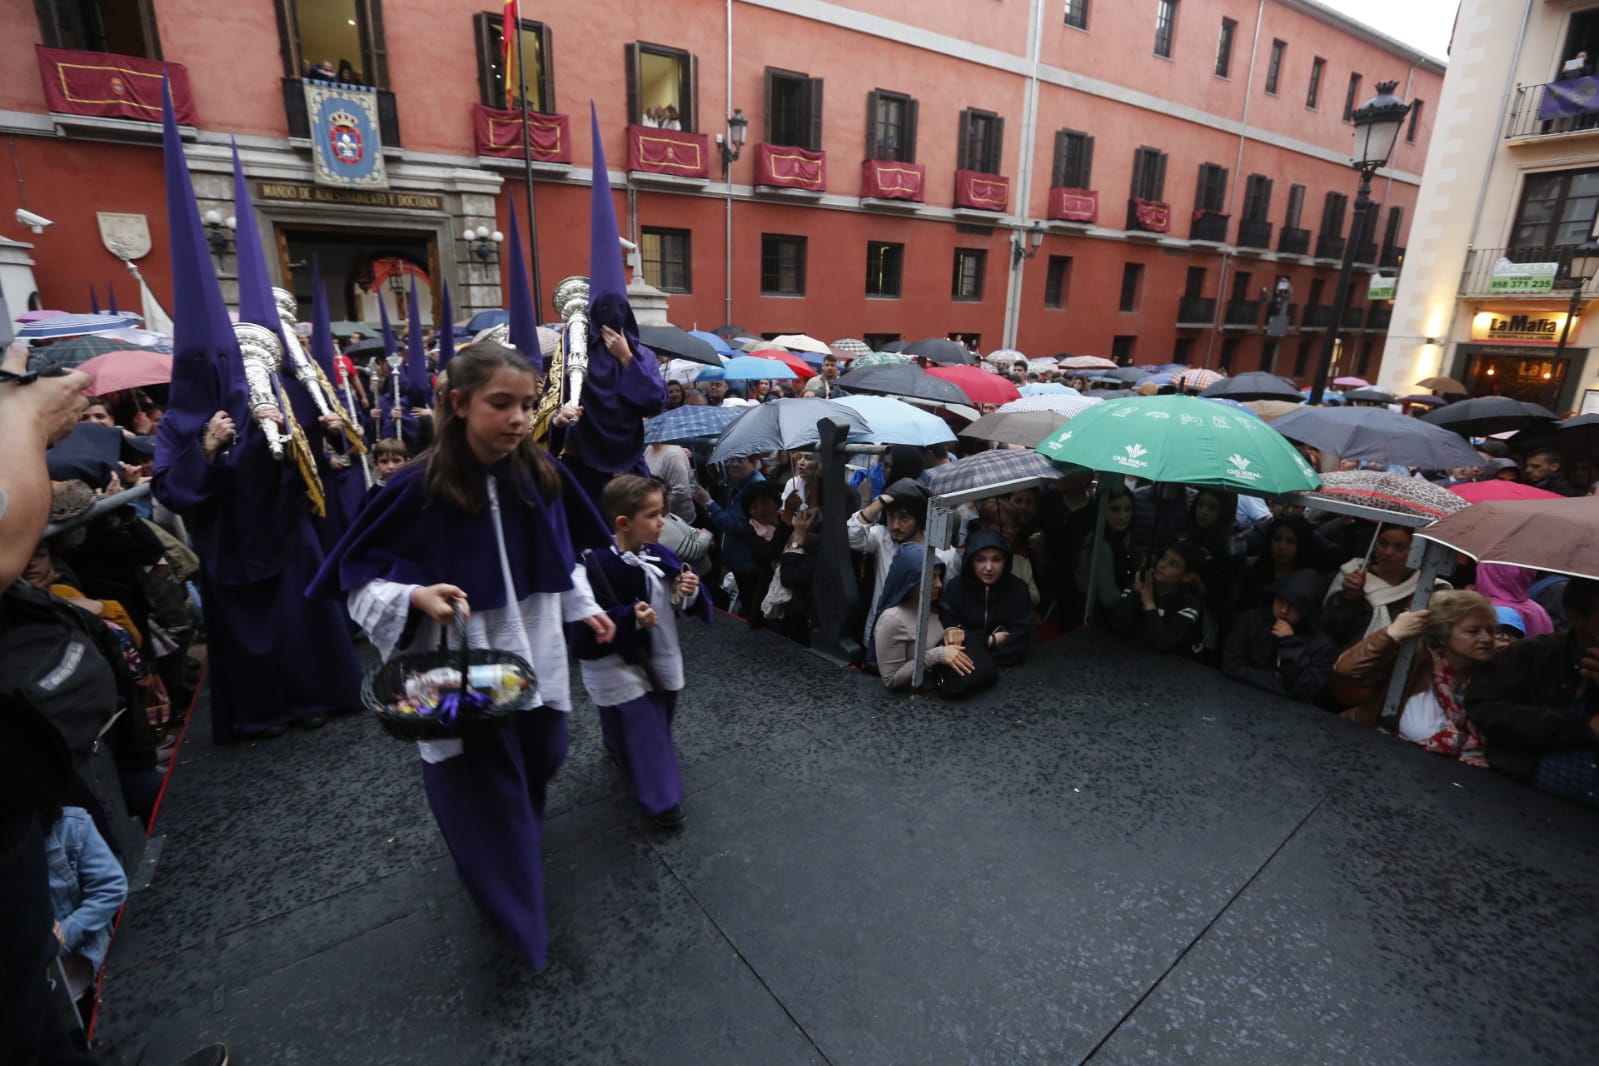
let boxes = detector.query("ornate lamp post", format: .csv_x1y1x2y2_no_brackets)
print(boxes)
1552,235,1599,370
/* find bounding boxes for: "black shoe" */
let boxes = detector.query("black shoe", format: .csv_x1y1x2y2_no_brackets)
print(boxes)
650,805,686,829
177,1042,229,1066
296,713,329,730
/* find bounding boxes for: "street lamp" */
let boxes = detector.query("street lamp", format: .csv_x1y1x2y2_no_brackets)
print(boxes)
719,108,748,175
203,209,236,266
1308,81,1410,406
464,225,502,264
1551,234,1599,369
1011,220,1045,265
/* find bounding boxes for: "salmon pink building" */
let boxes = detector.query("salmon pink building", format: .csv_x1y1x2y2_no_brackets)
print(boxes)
2,0,1441,378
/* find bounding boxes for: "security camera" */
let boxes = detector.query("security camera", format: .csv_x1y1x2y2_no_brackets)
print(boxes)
15,209,53,234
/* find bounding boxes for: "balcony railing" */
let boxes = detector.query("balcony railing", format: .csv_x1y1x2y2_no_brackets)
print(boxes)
1224,299,1262,327
1506,80,1599,141
1302,305,1335,329
1282,303,1300,327
1379,245,1405,269
1353,242,1378,266
283,78,401,147
1366,305,1392,331
1278,227,1311,255
1237,219,1273,250
1190,210,1229,242
1177,296,1216,325
1315,234,1346,260
1458,245,1599,298
1341,305,1365,329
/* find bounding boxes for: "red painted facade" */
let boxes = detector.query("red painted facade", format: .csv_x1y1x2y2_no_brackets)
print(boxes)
1,0,1441,378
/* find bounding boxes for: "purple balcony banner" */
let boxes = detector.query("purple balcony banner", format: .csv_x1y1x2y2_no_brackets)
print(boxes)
1537,76,1599,121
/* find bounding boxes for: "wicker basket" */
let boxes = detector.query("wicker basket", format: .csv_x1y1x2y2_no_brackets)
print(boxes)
360,602,538,741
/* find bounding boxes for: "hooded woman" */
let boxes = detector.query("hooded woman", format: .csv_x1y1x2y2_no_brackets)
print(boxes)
1474,563,1555,637
938,530,1034,667
871,544,973,690
1221,568,1336,705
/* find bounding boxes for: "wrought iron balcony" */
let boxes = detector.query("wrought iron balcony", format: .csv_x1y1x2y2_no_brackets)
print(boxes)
1176,296,1216,325
1278,227,1311,255
1236,219,1273,250
282,78,402,147
1315,234,1345,260
1302,305,1335,329
1341,305,1365,329
1366,305,1392,331
1224,299,1262,327
1354,242,1378,266
1458,245,1599,298
1379,245,1405,269
1506,81,1599,141
1190,210,1229,242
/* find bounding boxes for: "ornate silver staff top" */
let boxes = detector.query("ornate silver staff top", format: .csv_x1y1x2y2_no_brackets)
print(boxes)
271,287,336,419
234,322,286,460
553,275,590,410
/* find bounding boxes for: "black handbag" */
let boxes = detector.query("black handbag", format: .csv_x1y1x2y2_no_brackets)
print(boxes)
930,639,999,699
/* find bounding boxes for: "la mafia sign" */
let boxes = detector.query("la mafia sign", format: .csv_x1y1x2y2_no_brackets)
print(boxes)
1470,310,1576,346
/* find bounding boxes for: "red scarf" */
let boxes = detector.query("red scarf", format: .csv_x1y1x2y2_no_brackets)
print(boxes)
1420,655,1484,760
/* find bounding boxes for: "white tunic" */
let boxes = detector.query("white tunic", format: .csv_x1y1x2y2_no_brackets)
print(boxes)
578,546,688,708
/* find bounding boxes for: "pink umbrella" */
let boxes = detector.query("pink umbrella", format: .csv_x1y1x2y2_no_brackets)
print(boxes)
1448,480,1563,504
1333,375,1370,387
77,350,172,395
15,309,68,323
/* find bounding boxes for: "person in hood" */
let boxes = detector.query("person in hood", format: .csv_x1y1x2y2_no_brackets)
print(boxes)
1474,563,1555,637
1221,568,1336,705
1112,539,1208,657
937,530,1033,666
872,544,973,690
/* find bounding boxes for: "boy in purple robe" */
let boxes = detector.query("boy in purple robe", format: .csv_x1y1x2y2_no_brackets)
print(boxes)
573,474,709,828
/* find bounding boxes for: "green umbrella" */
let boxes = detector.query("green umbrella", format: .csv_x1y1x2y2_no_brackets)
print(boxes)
1035,394,1320,495
26,334,124,372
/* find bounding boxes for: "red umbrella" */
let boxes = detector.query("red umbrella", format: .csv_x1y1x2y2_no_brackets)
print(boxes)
925,365,1020,404
77,349,172,395
765,350,816,379
1448,480,1563,504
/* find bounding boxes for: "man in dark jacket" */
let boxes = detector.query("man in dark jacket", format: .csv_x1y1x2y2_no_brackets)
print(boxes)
1522,448,1581,498
937,530,1033,666
1112,539,1208,657
1467,578,1599,806
1222,568,1336,705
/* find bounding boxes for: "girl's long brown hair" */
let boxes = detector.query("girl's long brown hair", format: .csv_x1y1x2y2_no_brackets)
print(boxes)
423,340,560,513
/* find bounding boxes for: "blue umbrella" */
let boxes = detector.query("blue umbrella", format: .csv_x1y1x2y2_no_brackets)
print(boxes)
643,404,746,444
1203,396,1263,418
720,355,798,381
833,395,957,446
16,312,140,339
1020,382,1073,396
688,329,736,356
465,308,510,332
695,364,726,381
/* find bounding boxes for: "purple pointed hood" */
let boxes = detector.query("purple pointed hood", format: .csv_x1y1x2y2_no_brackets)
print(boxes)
586,102,637,346
436,280,456,369
89,283,100,314
404,274,432,406
504,197,541,372
230,140,281,338
106,282,119,315
377,288,397,358
308,257,340,381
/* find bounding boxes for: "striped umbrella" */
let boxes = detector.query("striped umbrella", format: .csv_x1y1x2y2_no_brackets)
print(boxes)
1177,367,1224,391
829,338,872,358
997,394,1101,417
16,312,140,339
1294,470,1469,522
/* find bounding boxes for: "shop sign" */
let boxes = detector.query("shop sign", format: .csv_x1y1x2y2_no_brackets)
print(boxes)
1470,310,1574,346
255,182,444,211
1367,274,1396,300
1489,258,1557,293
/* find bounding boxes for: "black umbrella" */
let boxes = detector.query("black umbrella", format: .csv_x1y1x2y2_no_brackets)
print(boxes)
638,324,722,367
901,337,975,365
346,336,388,356
1344,385,1398,404
1102,366,1149,384
881,340,908,353
1519,413,1599,466
1199,371,1303,402
1421,396,1559,437
1272,406,1484,468
836,363,972,404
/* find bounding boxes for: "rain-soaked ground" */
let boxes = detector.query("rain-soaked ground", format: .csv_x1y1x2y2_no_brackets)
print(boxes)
95,623,1599,1065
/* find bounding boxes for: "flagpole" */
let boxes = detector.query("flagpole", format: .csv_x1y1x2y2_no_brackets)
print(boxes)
512,4,545,320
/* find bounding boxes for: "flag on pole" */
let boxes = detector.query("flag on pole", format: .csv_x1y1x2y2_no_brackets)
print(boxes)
501,0,518,100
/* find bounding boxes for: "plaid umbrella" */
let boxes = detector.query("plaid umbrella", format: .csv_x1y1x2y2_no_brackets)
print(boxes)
1178,367,1225,391
25,334,125,372
1295,470,1470,522
998,394,1101,417
962,409,1074,448
830,337,872,358
918,448,1070,498
1418,496,1599,579
1061,355,1118,370
643,404,746,444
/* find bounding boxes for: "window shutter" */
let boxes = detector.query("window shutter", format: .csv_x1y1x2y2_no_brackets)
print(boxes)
361,0,388,88
1153,152,1167,201
1052,130,1067,188
763,66,777,144
903,97,918,163
625,43,640,125
957,109,972,172
1081,136,1095,189
806,77,824,152
275,0,303,78
1195,165,1208,211
684,51,698,132
865,89,880,160
539,23,555,113
472,14,496,108
991,114,1005,174
1260,177,1273,220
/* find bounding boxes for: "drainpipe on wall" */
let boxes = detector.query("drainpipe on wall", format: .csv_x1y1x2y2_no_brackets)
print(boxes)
1000,0,1046,351
724,0,735,330
1206,0,1267,370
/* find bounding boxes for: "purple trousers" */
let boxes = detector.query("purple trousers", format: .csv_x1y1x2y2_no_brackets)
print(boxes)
598,690,682,815
420,708,568,970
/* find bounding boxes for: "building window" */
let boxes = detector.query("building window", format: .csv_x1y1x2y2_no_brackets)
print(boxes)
1292,337,1314,376
1111,335,1137,364
1195,162,1228,214
1064,0,1089,30
1119,262,1144,312
1242,174,1273,222
957,109,1004,174
1357,338,1376,378
1052,129,1094,188
1173,337,1194,365
35,0,162,57
1184,266,1207,298
952,248,986,300
1509,167,1599,249
1307,277,1326,308
273,0,387,86
865,241,904,297
1230,270,1254,304
1131,146,1167,201
640,227,690,293
761,234,807,295
1406,99,1424,143
473,13,553,111
1045,255,1072,308
1285,183,1305,229
1343,72,1362,122
866,90,917,162
1265,39,1286,95
1320,191,1348,236
765,66,824,151
626,42,698,131
1215,18,1237,78
1383,206,1404,250
1220,336,1241,370
1307,57,1325,109
1153,0,1178,58
864,332,901,350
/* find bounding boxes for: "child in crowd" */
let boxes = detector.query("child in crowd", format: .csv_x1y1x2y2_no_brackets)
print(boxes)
41,804,128,1001
371,437,410,485
574,474,708,829
938,530,1034,667
1221,569,1336,705
1492,606,1526,652
1112,540,1209,657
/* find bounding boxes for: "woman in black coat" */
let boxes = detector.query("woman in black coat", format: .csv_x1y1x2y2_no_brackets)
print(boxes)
938,530,1034,666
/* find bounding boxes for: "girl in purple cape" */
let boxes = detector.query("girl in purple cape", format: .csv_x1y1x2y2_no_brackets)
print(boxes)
310,340,617,971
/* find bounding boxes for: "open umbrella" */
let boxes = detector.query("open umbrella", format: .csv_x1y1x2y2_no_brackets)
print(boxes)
1399,393,1447,408
1271,406,1483,469
1417,497,1599,579
1177,367,1225,391
14,309,67,323
833,394,956,446
16,312,140,340
1242,400,1304,422
741,339,783,353
1333,376,1370,388
329,320,378,335
902,337,974,365
997,394,1101,417
1020,382,1074,396
765,350,818,379
1422,396,1558,437
1060,354,1118,371
918,448,1070,498
689,329,737,356
880,340,909,353
76,350,172,394
465,309,510,332
984,348,1026,366
1101,366,1150,385
712,323,750,340
24,334,125,372
926,365,1020,404
1027,357,1059,374
643,404,746,444
962,409,1075,448
770,333,831,355
660,358,708,384
1449,480,1563,504
837,363,971,404
709,398,869,462
830,338,872,358
346,336,388,357
1344,386,1397,404
1520,413,1599,466
1416,376,1469,395
638,323,722,367
719,355,798,381
1294,470,1470,523
1037,394,1320,494
848,351,911,370
1199,371,1302,402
